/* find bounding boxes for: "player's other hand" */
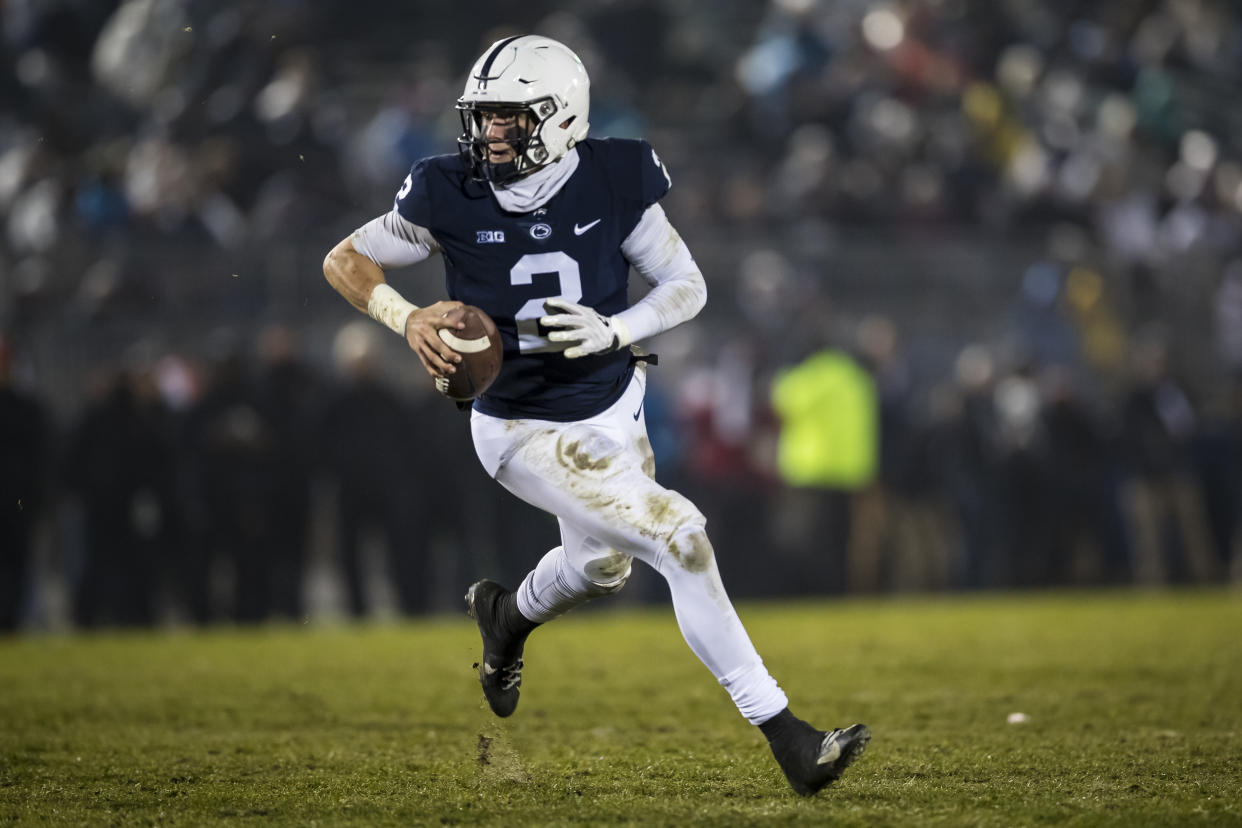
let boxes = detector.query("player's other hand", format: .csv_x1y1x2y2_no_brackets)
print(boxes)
541,297,632,359
405,300,466,378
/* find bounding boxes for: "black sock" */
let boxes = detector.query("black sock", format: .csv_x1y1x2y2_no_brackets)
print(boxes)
758,708,801,743
497,589,539,638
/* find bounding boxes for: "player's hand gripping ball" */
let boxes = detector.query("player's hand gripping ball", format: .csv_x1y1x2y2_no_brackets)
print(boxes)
435,305,503,401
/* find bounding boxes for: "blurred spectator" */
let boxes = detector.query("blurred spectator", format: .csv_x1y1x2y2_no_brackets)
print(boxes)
1217,261,1242,374
937,344,1006,589
1118,338,1217,584
848,317,956,593
316,322,433,617
63,360,178,628
253,324,320,620
1229,381,1242,581
1191,379,1242,580
1038,366,1127,585
678,338,795,597
991,356,1054,587
770,343,876,594
0,333,51,632
182,338,281,623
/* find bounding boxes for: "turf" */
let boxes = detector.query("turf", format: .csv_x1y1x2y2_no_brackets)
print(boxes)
1,590,1239,826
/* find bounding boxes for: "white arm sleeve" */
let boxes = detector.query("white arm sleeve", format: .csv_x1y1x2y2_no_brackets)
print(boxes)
350,209,441,269
615,203,707,344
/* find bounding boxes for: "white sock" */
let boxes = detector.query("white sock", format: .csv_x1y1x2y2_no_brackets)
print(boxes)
516,545,600,623
719,661,790,725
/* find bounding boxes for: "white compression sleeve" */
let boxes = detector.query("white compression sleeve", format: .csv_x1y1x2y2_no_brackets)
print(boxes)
350,211,437,335
615,203,707,344
351,209,440,269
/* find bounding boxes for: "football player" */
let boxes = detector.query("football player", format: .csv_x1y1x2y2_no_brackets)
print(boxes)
322,34,868,795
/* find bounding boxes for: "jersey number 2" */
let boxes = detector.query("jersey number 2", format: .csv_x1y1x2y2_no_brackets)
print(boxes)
511,252,581,353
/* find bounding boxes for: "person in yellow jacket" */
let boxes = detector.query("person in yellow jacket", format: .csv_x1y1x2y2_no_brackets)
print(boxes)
771,349,878,490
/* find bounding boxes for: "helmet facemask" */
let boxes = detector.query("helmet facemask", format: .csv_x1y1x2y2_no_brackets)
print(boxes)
456,35,591,185
457,98,561,186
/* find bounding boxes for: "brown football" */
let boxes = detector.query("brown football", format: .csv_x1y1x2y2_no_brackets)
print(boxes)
436,305,503,401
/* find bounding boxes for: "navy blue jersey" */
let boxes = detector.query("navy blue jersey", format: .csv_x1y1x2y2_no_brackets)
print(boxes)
394,138,671,421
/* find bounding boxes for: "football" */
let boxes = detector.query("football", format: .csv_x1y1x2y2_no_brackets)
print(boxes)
435,305,503,401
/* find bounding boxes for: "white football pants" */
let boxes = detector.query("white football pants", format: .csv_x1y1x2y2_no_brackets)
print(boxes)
471,368,788,724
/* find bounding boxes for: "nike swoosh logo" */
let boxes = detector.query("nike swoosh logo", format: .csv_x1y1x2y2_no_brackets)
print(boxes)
482,663,497,675
574,219,602,235
633,399,644,421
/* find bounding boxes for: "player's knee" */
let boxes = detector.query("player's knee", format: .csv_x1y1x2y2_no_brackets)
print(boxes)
584,552,632,594
556,425,624,476
665,523,714,573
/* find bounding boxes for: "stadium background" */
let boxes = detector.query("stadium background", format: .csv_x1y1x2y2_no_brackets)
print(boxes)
2,0,1239,630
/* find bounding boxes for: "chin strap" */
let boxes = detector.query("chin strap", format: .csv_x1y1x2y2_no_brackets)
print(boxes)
483,158,521,184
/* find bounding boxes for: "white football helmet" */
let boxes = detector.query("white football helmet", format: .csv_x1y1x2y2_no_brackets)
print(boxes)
456,35,590,185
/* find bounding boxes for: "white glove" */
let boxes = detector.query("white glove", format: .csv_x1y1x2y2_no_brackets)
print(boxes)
541,297,632,359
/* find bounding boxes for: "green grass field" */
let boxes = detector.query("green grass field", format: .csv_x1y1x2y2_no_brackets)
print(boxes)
2,589,1239,826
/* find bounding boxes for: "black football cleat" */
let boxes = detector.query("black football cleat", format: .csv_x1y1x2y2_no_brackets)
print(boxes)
465,580,533,718
768,719,870,796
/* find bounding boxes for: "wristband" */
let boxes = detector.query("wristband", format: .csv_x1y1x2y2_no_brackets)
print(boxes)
367,283,419,335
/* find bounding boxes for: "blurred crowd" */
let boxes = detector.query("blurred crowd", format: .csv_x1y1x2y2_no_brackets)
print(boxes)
3,0,1242,630
2,322,570,629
